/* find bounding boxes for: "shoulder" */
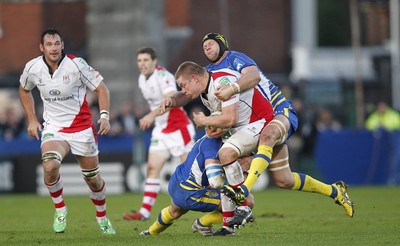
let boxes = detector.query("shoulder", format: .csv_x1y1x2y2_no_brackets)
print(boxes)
24,56,43,71
66,54,91,68
155,66,173,77
211,68,240,80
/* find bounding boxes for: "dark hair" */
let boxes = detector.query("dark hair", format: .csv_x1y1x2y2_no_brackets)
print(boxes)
40,28,62,44
136,47,157,60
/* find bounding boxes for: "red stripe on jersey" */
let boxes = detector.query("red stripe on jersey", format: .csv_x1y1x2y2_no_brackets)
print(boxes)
59,96,93,133
162,108,190,133
180,125,191,145
211,71,236,80
250,89,274,124
66,53,76,59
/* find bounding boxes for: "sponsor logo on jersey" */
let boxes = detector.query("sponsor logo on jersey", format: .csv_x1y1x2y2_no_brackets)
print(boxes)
42,133,54,140
62,75,70,84
49,89,61,96
219,77,230,85
233,57,245,71
38,78,45,86
44,95,74,102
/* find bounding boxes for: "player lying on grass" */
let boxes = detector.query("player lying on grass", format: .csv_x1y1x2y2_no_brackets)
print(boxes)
140,135,255,236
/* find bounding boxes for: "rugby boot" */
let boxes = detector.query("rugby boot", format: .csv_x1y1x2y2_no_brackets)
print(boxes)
333,181,355,218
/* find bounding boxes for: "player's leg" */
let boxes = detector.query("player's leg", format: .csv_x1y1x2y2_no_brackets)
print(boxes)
243,115,290,192
141,203,188,236
124,151,168,220
41,138,70,233
221,119,270,204
124,128,170,221
192,210,223,236
270,144,354,217
72,127,115,234
218,131,257,230
77,154,115,234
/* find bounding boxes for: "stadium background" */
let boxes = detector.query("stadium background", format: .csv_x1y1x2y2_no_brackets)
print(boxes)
0,0,399,194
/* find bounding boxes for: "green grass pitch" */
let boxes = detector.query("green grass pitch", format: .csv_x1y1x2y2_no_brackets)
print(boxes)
1,186,399,245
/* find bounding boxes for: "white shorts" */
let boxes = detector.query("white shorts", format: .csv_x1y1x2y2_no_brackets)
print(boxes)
221,119,266,157
41,127,99,157
149,124,195,158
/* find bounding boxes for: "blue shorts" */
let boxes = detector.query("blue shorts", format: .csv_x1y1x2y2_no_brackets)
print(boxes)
168,174,220,212
274,99,298,139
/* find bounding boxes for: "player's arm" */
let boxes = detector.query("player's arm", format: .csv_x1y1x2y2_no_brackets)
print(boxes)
215,65,260,101
193,103,237,129
159,91,192,115
19,85,42,140
205,158,225,189
94,81,111,135
141,91,177,130
237,65,261,92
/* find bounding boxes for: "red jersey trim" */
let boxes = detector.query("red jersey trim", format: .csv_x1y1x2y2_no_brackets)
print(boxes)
59,96,94,133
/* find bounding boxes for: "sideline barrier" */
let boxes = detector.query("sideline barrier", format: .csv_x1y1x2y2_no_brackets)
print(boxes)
315,129,400,185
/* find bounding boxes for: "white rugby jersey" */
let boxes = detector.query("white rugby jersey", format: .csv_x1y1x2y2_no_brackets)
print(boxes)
20,54,101,133
138,66,191,131
201,68,273,132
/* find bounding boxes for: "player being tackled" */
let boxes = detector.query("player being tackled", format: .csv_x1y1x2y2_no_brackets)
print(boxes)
223,180,355,218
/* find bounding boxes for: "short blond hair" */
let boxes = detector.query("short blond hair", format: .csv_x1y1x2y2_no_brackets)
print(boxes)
175,61,205,80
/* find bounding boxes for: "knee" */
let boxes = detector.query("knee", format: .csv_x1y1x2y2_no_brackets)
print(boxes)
42,151,62,174
260,125,281,146
218,148,237,165
42,161,60,174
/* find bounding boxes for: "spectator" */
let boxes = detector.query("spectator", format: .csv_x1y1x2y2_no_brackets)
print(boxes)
315,108,342,132
0,107,26,140
365,101,400,131
110,101,137,136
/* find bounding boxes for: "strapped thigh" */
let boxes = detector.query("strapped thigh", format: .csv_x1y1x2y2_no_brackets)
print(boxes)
268,156,289,172
267,119,287,145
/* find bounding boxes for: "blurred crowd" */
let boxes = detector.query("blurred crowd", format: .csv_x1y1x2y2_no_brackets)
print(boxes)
2,87,400,157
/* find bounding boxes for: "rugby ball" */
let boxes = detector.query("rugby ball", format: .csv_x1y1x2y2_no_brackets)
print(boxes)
210,111,222,116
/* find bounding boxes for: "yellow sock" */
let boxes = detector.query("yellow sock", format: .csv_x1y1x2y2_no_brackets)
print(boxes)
149,206,174,235
244,145,273,191
292,172,333,196
199,211,222,227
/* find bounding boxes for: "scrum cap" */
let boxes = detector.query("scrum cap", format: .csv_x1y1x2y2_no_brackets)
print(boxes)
202,32,229,62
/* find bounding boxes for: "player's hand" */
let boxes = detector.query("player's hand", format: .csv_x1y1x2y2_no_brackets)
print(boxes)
97,118,111,135
139,114,154,131
215,84,234,102
205,126,227,138
27,120,43,140
192,111,207,128
158,98,172,115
